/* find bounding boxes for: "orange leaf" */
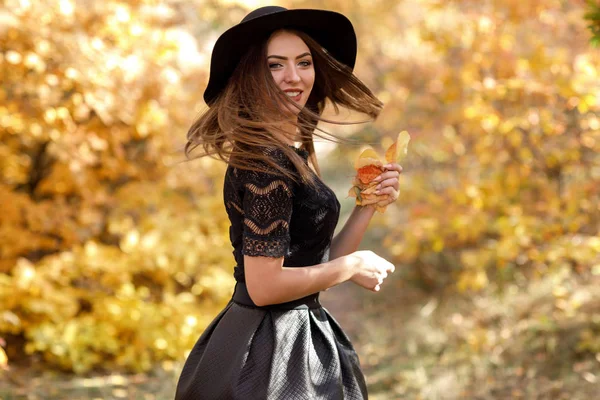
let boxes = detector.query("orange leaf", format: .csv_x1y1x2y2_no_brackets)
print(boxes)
357,165,384,184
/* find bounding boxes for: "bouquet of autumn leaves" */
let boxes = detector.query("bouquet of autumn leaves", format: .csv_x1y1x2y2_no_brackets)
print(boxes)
347,131,411,213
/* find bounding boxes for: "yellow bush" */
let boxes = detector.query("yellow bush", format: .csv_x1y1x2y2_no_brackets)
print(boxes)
0,0,238,373
377,0,600,291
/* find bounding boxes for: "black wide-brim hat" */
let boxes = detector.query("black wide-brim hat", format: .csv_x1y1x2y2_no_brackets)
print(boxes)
203,6,357,106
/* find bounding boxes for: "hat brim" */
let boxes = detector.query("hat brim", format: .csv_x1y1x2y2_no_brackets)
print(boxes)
203,9,357,105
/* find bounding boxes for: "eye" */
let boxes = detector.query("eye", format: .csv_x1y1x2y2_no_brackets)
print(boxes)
298,60,312,67
269,63,282,69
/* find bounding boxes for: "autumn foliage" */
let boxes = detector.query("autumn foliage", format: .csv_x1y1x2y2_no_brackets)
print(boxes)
370,0,600,368
377,0,600,289
0,0,237,373
1,0,600,390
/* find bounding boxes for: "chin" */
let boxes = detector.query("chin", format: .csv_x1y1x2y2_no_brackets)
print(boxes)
281,101,305,116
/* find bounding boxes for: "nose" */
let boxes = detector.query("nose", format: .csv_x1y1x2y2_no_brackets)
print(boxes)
284,65,300,84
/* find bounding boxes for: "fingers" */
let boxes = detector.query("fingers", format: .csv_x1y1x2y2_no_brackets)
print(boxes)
374,169,402,192
383,163,403,172
374,186,399,197
375,191,399,208
371,265,395,292
378,269,390,281
385,179,400,191
354,252,396,292
375,170,400,182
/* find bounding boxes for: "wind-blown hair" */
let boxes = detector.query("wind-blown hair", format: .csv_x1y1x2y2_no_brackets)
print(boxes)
185,28,383,189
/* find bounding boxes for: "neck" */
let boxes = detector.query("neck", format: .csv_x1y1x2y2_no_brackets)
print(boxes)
273,119,300,146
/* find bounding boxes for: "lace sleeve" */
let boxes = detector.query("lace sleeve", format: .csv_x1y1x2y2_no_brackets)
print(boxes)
238,157,295,258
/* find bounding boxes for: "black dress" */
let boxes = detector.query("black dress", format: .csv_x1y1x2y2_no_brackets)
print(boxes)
174,145,368,400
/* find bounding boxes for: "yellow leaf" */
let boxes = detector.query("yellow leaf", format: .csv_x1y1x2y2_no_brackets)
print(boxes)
385,131,411,163
354,148,383,170
362,185,378,195
0,347,7,368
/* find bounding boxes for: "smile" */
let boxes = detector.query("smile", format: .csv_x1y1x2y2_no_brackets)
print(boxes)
283,90,303,102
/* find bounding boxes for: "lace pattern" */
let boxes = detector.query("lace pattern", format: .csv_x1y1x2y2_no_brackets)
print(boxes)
243,236,290,258
234,149,296,258
224,145,341,281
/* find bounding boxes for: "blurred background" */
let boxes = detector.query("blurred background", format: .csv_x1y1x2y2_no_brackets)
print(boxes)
1,0,600,399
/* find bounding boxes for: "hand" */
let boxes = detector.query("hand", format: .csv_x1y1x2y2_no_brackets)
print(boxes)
345,250,396,292
372,163,403,208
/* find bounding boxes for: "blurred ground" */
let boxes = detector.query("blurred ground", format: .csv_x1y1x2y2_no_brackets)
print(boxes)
323,274,600,400
3,270,600,400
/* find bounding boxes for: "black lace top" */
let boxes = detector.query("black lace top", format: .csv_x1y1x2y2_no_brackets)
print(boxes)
223,145,341,283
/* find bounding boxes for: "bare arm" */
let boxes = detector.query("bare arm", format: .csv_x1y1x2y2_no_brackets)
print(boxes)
329,165,403,260
329,205,376,261
245,250,394,307
244,255,355,306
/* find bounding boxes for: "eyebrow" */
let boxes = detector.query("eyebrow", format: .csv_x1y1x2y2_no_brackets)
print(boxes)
267,52,312,60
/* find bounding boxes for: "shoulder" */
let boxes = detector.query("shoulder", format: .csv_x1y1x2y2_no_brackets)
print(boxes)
228,146,299,189
261,146,296,168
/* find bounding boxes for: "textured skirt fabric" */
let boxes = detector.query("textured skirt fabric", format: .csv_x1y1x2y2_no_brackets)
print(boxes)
174,299,368,400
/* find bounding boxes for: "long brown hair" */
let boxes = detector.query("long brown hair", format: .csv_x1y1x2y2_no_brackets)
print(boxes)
185,28,383,188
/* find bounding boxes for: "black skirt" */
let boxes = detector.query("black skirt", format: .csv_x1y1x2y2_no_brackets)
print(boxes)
174,283,368,399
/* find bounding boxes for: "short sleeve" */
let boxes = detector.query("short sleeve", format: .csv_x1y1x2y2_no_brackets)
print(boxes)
238,155,295,258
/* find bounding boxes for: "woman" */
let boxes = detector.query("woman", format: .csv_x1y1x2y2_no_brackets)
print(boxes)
175,6,402,400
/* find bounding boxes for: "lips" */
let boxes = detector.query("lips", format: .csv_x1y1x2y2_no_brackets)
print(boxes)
283,89,303,102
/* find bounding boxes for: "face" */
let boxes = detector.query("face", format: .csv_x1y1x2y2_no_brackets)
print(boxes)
266,30,315,115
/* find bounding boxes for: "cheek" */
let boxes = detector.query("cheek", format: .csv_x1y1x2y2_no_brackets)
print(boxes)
270,70,283,86
304,70,315,92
